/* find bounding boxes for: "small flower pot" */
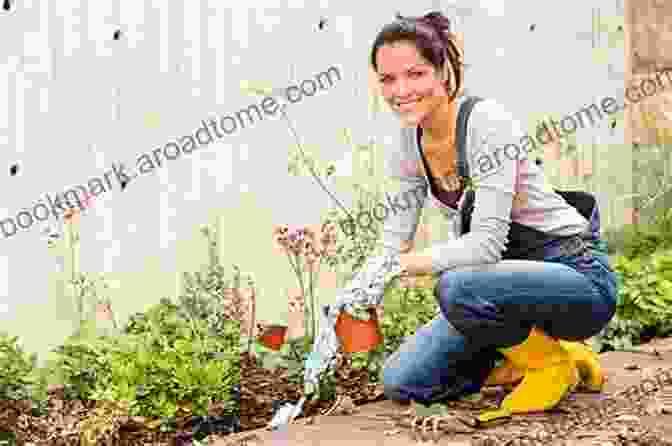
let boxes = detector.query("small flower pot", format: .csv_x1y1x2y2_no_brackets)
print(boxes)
335,308,382,353
257,325,288,351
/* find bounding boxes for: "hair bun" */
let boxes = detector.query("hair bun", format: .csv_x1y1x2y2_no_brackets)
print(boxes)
420,11,452,33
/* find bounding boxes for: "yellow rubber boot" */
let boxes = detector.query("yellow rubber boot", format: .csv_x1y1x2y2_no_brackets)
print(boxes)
485,342,604,391
559,340,605,392
478,327,579,423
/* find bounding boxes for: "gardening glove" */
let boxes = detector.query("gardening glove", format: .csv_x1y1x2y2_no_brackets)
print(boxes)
303,253,404,397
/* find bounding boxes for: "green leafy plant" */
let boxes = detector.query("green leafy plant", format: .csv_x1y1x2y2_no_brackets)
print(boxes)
0,332,48,415
0,431,16,446
50,297,240,423
604,214,672,260
350,348,387,383
590,314,646,352
90,317,239,420
613,250,672,327
48,334,116,401
177,224,248,344
591,246,672,351
260,336,310,383
124,298,186,348
380,279,439,356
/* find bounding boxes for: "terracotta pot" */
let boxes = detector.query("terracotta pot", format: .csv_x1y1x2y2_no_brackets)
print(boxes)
257,325,287,351
335,308,382,353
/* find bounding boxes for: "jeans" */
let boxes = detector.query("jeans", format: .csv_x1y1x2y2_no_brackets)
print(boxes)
382,249,618,405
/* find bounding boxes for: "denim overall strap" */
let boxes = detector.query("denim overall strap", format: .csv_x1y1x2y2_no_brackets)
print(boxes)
455,95,483,236
454,98,599,260
456,95,483,178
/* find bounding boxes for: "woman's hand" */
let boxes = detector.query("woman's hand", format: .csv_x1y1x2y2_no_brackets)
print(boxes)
398,251,434,277
399,239,414,254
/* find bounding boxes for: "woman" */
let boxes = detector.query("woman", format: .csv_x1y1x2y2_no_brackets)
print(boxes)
371,12,618,421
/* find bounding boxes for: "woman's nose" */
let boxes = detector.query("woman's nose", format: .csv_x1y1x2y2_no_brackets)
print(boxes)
392,80,410,98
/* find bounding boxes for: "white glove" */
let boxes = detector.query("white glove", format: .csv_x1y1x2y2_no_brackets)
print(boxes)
303,253,405,396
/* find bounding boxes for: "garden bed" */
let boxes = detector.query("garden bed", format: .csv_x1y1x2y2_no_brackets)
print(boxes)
231,343,672,445
0,223,244,446
1,387,235,446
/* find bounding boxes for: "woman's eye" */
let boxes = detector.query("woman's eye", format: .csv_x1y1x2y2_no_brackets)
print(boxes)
409,71,422,78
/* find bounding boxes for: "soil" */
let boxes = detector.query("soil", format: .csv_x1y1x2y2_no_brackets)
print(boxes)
239,349,385,432
229,337,672,446
0,387,237,445
5,339,672,445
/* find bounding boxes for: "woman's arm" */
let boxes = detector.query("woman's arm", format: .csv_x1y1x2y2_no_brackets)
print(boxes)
378,128,428,257
400,99,525,276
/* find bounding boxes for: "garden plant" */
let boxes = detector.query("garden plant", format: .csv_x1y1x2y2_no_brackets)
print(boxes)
0,220,242,446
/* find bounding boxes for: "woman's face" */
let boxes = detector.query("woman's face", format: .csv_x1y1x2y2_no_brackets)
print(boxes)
375,41,449,127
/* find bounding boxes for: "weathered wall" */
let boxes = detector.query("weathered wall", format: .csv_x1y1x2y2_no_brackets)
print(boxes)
625,0,672,224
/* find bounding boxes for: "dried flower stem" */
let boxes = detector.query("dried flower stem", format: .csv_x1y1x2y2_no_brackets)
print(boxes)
278,107,353,223
246,278,256,354
285,250,312,341
308,263,315,343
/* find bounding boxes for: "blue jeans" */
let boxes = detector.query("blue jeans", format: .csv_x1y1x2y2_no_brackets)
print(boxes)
382,249,618,405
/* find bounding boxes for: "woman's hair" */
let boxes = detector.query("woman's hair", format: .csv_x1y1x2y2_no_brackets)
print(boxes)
370,11,464,103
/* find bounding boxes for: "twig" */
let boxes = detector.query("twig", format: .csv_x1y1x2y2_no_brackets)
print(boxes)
640,181,672,210
247,278,256,354
321,395,344,416
278,106,354,222
308,263,315,343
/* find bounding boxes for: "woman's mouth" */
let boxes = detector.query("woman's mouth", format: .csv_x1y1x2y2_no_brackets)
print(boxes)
395,98,422,111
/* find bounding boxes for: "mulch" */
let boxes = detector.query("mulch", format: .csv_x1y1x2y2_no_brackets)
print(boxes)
0,385,237,446
240,350,385,432
236,345,672,445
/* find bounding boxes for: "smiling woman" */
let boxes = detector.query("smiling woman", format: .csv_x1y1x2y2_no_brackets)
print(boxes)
361,10,621,424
